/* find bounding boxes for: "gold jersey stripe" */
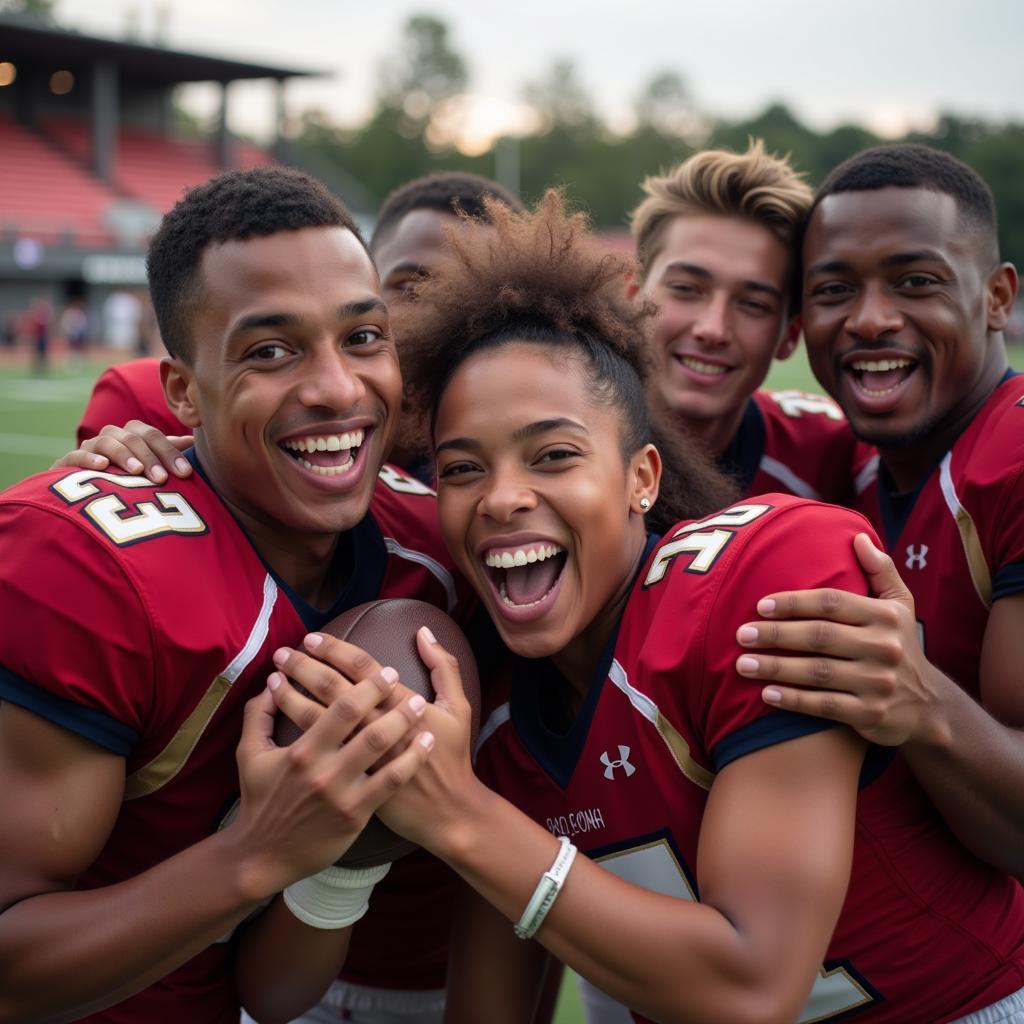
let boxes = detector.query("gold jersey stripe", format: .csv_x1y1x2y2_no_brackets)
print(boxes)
939,453,992,608
125,576,279,801
607,658,715,791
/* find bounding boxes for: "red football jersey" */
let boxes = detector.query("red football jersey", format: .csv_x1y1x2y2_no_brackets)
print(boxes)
77,357,187,444
0,458,468,1022
852,372,1024,699
722,390,856,504
475,496,1024,1024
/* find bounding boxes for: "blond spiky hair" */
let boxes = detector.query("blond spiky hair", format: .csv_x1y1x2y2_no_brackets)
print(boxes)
631,139,812,276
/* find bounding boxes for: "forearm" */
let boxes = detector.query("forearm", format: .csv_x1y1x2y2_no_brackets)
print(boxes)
236,896,350,1024
903,678,1024,877
432,785,816,1024
0,829,267,1024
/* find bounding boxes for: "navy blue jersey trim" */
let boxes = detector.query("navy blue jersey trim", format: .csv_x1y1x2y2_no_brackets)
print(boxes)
993,562,1024,601
0,665,139,755
719,398,764,495
711,710,836,771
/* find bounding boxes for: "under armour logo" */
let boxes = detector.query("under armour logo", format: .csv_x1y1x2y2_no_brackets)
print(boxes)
600,745,636,780
905,544,929,570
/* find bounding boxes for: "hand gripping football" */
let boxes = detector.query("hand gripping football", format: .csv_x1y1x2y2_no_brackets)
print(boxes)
273,598,481,868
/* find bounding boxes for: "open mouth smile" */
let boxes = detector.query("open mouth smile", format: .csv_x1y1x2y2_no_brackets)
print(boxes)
482,541,568,618
847,356,918,397
280,428,366,477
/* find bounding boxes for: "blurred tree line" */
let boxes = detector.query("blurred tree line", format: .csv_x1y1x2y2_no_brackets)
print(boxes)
295,14,1024,265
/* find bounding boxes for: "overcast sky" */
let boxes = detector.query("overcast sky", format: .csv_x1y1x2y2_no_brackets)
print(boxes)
54,0,1024,145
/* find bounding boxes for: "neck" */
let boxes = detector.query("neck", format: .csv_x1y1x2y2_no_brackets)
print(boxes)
551,534,647,713
195,442,344,609
878,357,1008,492
661,399,748,461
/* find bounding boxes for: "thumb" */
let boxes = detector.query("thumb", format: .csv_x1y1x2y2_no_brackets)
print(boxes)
238,686,278,760
853,532,914,608
416,626,466,717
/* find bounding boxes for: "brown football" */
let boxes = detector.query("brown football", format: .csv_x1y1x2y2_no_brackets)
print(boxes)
273,599,480,868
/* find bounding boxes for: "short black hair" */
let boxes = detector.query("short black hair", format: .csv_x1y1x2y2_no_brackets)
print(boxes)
369,171,524,252
147,166,365,361
811,144,999,260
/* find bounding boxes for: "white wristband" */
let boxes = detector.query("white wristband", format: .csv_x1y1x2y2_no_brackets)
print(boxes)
514,836,577,940
283,862,391,930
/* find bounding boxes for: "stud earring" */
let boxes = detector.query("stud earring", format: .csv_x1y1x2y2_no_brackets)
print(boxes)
639,497,651,511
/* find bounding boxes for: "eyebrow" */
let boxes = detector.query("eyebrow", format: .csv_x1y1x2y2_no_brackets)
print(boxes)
435,417,589,457
662,261,783,299
806,250,953,276
230,297,387,336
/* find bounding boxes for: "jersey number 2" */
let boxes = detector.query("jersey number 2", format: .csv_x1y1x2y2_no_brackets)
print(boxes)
52,470,208,546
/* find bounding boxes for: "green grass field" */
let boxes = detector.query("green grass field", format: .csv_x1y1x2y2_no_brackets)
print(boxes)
2,346,1022,1024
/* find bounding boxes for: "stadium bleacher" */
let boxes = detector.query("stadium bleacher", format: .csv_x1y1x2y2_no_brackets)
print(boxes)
0,113,117,246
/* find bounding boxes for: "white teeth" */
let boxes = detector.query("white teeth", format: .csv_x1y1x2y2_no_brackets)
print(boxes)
485,543,565,569
283,429,365,455
295,456,354,476
851,358,913,372
681,356,728,375
498,578,559,608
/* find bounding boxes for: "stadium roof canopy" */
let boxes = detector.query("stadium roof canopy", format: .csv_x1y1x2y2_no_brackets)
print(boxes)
0,14,324,84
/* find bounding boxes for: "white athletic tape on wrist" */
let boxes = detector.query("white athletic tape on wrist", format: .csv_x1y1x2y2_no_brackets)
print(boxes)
514,836,577,940
283,862,391,930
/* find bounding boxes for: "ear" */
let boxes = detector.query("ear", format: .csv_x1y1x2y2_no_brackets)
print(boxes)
161,357,201,429
624,262,646,302
630,443,662,515
986,262,1019,332
774,315,801,362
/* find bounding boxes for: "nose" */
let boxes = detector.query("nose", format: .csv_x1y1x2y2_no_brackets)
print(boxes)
295,342,366,412
691,292,731,347
477,462,537,522
845,281,903,340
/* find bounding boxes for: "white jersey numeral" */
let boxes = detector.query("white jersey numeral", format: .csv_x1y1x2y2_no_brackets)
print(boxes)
770,390,844,421
597,842,876,1022
378,465,434,496
52,469,208,546
644,504,773,584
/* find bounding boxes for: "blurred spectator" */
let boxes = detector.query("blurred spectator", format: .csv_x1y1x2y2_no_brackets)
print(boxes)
102,289,142,350
26,297,52,375
60,298,90,366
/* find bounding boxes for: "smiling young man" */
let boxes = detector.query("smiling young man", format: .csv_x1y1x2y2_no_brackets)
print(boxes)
735,145,1024,882
630,141,856,503
0,168,464,1022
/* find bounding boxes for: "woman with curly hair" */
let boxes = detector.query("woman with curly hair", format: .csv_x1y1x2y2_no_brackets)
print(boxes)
266,191,1024,1024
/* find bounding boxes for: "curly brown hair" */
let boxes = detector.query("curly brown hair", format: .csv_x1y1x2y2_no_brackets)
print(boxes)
396,190,737,531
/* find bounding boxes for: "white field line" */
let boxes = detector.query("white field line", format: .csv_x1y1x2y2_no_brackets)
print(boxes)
0,433,73,457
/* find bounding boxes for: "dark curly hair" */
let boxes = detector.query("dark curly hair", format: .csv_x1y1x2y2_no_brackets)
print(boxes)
370,171,525,253
811,144,999,263
397,190,737,532
147,167,365,361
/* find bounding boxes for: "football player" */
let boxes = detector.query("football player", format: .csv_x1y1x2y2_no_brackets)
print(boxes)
0,167,460,1022
273,192,1024,1024
733,144,1024,880
630,141,855,503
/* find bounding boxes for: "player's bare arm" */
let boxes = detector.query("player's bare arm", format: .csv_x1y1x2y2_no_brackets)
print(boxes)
285,628,865,1024
445,883,553,1024
735,533,1024,877
234,644,434,1023
0,671,430,1023
52,420,193,483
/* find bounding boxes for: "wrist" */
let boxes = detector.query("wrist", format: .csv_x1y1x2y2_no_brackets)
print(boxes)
283,862,391,930
910,668,961,752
